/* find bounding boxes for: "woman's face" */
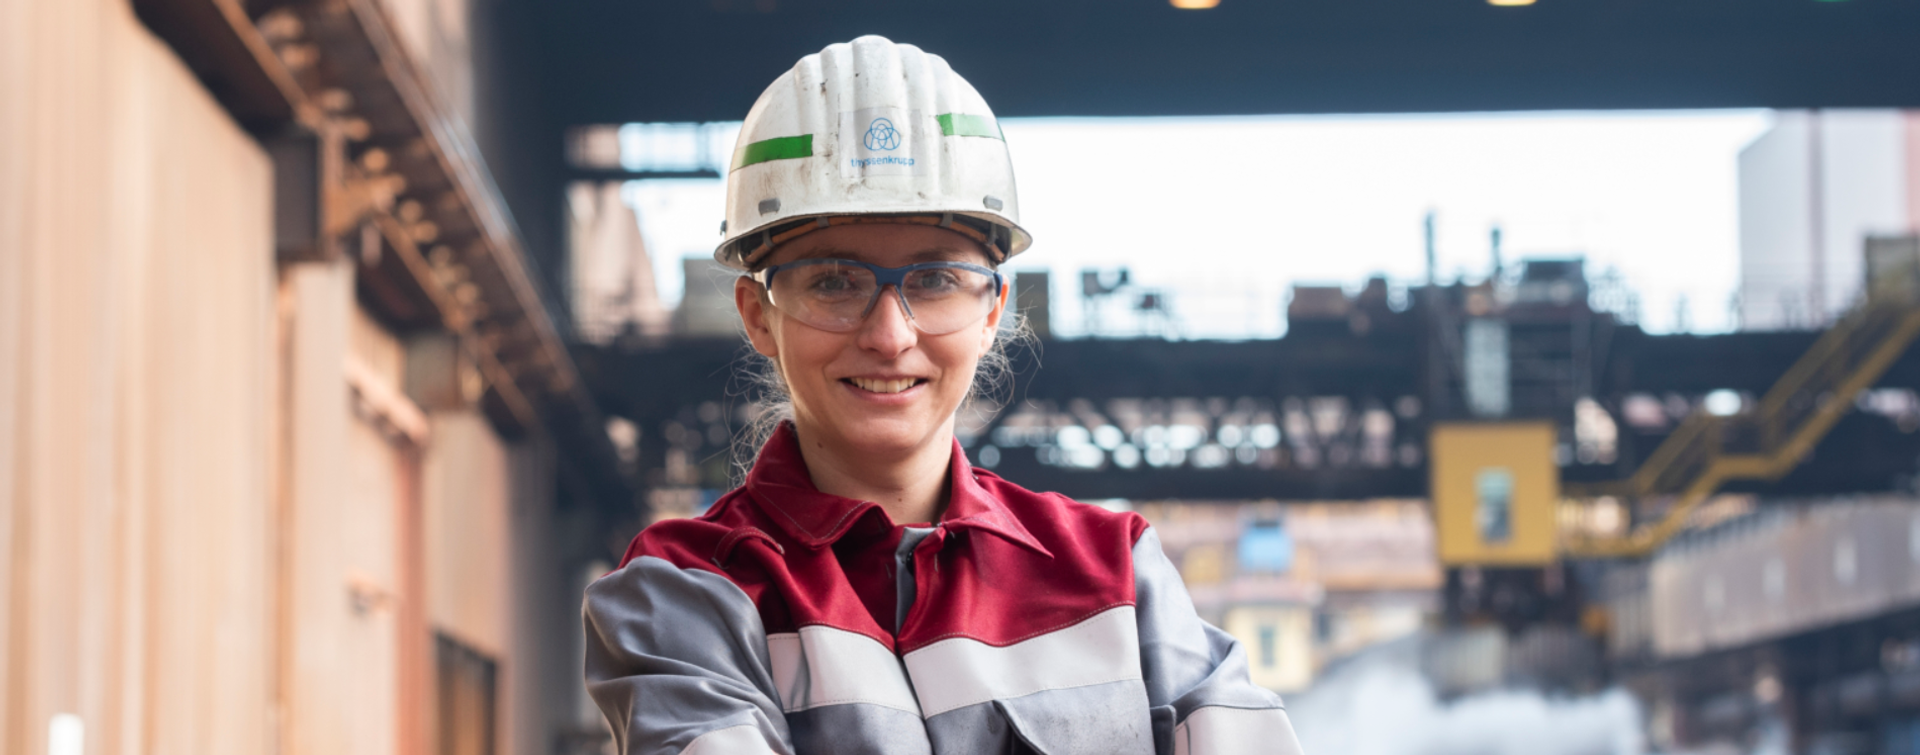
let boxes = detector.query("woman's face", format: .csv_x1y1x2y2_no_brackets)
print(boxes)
735,223,1005,461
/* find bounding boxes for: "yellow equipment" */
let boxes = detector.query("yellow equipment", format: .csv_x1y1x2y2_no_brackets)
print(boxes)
1431,422,1559,566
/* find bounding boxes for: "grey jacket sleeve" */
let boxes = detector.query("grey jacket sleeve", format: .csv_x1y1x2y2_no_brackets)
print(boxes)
1133,528,1306,755
583,556,794,755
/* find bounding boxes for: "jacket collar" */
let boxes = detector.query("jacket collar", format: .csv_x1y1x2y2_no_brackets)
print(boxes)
743,423,1051,558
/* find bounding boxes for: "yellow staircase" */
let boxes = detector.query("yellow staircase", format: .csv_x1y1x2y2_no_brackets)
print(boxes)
1567,254,1920,557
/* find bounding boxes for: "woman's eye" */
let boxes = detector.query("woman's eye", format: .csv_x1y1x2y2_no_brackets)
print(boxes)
911,271,961,291
805,271,862,296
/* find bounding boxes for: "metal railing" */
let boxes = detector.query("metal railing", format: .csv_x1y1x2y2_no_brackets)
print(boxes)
1566,292,1920,558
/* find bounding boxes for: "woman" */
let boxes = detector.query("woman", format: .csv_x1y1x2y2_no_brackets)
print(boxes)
584,35,1305,755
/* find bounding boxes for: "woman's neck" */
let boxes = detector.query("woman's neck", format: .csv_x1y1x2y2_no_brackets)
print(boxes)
789,423,953,525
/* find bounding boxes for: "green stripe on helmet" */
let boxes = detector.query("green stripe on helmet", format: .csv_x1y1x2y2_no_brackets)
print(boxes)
732,134,814,171
937,113,1002,140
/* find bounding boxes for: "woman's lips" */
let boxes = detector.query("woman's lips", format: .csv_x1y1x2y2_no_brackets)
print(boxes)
844,377,926,394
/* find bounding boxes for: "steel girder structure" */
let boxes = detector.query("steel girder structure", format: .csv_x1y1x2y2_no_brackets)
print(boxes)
578,316,1920,504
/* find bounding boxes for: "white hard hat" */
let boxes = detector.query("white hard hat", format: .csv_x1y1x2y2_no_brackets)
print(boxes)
715,35,1032,271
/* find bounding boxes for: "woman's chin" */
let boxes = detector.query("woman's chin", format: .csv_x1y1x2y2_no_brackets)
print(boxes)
815,414,946,457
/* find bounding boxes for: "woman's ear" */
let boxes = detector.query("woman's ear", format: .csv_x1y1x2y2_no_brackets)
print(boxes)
735,276,780,358
980,281,1009,351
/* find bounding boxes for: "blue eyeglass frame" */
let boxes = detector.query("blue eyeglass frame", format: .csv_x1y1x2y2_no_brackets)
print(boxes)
749,258,1007,321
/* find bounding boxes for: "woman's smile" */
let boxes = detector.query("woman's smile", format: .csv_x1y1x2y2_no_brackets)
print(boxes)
843,376,928,395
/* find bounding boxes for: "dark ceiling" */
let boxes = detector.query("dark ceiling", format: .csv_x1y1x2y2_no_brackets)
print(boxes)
471,0,1920,305
525,0,1920,125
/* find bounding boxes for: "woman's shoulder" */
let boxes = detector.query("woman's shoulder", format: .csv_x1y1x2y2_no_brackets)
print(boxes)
616,488,771,569
970,468,1151,546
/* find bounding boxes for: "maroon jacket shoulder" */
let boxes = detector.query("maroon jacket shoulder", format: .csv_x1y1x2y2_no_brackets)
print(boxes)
617,489,785,571
614,490,803,629
970,467,1152,552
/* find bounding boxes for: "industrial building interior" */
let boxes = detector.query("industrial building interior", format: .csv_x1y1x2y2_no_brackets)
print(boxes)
6,0,1920,753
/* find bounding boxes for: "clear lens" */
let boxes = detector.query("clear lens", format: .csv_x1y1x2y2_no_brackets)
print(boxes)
766,261,999,335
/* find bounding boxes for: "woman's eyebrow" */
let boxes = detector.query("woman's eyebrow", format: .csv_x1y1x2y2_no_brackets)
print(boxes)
905,247,971,262
790,247,862,261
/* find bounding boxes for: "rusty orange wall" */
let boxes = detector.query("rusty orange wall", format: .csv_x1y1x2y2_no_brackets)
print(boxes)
0,4,575,754
421,410,570,755
423,412,511,659
282,262,413,755
0,1,276,753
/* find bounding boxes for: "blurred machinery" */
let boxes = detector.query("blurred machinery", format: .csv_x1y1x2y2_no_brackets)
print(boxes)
583,251,1920,514
1075,267,1180,338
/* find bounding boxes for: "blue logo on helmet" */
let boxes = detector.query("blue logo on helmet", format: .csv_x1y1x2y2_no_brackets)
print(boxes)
863,117,901,151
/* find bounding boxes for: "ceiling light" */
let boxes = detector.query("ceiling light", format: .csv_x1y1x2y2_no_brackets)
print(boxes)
1170,0,1220,8
1488,0,1536,5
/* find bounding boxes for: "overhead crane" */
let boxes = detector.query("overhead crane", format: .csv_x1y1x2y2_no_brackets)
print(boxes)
581,247,1920,538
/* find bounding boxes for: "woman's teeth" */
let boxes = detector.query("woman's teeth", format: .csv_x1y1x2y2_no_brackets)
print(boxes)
849,377,917,394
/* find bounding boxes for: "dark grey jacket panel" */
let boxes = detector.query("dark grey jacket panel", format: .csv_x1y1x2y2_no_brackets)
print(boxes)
923,679,1157,755
583,556,793,755
787,702,934,755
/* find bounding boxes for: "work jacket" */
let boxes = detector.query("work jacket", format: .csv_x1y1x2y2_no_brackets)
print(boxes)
584,423,1305,755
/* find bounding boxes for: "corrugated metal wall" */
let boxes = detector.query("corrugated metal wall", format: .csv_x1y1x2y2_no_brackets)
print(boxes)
1650,498,1920,658
0,2,577,753
0,2,276,754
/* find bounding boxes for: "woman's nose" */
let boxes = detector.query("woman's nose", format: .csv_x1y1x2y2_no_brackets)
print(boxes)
857,287,919,354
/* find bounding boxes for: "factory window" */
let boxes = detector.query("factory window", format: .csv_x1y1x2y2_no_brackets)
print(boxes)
1476,467,1514,544
437,634,498,755
1238,519,1294,573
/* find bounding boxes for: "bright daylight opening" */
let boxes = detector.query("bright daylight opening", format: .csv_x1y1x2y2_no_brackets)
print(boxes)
614,111,1796,340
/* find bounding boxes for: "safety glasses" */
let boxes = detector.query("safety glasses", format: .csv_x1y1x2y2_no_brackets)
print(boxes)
750,259,1006,335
